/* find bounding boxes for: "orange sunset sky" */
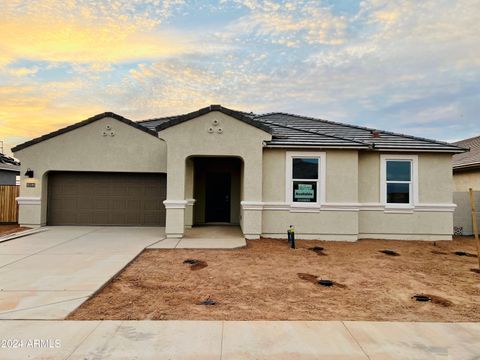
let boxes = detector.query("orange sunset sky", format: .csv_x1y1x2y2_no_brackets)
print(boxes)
1,0,479,156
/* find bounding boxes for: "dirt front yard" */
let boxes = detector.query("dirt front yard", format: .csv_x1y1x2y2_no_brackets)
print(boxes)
0,224,30,236
68,237,480,322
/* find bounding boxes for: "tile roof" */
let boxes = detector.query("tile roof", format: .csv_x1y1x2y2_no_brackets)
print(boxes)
254,112,465,152
150,105,272,133
0,153,20,172
140,107,466,153
453,135,480,170
11,105,467,154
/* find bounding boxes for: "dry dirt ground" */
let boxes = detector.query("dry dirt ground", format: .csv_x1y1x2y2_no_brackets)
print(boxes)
69,237,480,322
0,224,30,236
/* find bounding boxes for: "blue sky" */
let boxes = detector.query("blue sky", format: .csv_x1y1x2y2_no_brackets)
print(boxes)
1,0,479,155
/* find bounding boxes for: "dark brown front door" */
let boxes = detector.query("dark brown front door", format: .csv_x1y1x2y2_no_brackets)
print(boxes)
205,172,230,223
47,172,166,226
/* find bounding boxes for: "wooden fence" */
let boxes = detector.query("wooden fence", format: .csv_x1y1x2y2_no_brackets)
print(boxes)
0,185,19,223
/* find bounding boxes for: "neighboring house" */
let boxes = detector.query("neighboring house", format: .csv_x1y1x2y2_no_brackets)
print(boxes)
12,105,466,241
0,153,20,185
453,135,480,191
452,135,480,235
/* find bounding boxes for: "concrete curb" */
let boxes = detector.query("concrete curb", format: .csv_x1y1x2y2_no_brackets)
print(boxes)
0,228,48,243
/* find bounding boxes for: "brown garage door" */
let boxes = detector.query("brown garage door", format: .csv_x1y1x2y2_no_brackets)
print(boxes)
48,172,166,226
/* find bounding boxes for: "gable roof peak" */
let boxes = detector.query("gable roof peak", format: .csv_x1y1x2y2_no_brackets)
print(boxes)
12,111,158,153
154,105,271,133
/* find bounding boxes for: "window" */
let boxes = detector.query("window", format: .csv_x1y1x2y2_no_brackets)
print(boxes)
381,155,418,207
286,152,326,205
386,160,411,203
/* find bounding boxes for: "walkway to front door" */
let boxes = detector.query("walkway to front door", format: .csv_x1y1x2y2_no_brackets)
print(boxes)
148,226,246,249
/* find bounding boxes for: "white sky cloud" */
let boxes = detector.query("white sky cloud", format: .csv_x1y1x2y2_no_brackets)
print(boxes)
1,0,479,155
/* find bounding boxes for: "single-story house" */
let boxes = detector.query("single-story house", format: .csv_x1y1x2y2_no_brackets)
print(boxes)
452,135,480,235
12,105,466,241
0,153,20,185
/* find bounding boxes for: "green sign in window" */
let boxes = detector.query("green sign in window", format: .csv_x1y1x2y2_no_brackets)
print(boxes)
293,181,317,202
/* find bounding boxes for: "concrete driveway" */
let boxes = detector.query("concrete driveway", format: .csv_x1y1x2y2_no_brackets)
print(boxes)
0,227,164,319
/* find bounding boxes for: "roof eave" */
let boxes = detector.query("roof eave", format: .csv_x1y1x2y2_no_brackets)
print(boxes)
0,167,20,172
155,105,272,134
453,163,480,172
265,144,369,149
370,146,466,153
12,112,159,153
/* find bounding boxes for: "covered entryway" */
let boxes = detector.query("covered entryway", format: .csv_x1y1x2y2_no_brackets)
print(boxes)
191,157,242,225
47,172,166,226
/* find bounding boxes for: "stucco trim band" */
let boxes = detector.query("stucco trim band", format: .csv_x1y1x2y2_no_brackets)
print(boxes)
186,198,196,206
163,200,188,209
242,201,456,213
16,197,41,205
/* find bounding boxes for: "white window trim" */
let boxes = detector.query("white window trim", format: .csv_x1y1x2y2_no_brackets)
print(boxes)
380,154,418,208
286,151,326,207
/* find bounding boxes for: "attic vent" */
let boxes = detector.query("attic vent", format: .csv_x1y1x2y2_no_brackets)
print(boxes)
371,130,381,138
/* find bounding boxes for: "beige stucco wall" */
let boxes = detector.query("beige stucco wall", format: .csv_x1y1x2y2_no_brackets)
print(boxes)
452,169,480,235
261,150,455,240
262,149,285,202
358,212,453,240
262,211,359,241
358,152,380,203
14,116,167,226
262,149,359,203
158,111,271,238
358,152,453,204
419,153,453,203
261,148,359,240
357,152,453,240
453,170,480,192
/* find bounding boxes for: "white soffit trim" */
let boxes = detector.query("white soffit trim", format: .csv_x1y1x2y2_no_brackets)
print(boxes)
16,197,41,205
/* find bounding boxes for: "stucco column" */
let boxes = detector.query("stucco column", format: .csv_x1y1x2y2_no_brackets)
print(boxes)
17,170,45,227
184,199,196,228
164,154,187,238
184,158,195,228
164,200,187,238
240,154,264,239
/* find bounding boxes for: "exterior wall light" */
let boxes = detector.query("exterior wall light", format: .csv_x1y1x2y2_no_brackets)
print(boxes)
24,168,34,178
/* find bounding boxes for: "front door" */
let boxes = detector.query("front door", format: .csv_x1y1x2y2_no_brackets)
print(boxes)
205,172,231,222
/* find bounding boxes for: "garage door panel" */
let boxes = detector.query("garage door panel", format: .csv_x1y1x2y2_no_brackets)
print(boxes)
127,186,143,197
78,197,94,210
48,172,166,226
126,199,142,211
125,213,141,224
144,199,162,211
92,212,111,225
77,212,95,224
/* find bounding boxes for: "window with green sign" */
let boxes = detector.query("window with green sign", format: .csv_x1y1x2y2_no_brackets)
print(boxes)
292,158,319,203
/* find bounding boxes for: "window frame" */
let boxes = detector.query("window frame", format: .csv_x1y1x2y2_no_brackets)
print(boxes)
286,151,326,206
380,154,418,208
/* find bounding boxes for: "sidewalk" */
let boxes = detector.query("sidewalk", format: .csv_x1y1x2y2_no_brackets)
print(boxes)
0,320,478,359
